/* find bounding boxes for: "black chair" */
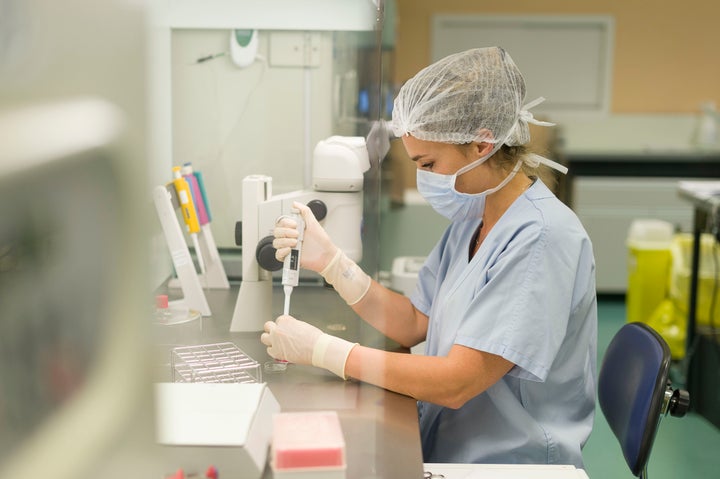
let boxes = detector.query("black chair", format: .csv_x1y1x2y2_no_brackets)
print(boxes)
598,322,690,478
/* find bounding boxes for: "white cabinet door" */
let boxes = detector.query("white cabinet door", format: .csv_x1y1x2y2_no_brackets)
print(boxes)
572,177,694,293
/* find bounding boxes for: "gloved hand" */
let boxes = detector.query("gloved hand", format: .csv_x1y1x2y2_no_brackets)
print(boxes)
273,201,338,273
273,201,371,305
260,315,357,380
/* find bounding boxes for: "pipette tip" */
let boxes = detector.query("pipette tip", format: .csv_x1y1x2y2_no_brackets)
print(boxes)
283,285,293,316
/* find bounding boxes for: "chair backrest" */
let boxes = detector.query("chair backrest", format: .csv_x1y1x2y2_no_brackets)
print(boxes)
598,322,672,477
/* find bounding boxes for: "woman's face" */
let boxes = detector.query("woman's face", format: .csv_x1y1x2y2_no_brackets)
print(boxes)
401,135,494,194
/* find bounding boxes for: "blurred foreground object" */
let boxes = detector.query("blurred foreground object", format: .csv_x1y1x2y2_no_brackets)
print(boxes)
0,96,152,479
0,1,152,478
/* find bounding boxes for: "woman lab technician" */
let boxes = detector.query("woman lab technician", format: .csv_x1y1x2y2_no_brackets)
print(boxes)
262,47,597,467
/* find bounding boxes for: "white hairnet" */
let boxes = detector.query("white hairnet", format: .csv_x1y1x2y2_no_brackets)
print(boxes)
391,47,551,147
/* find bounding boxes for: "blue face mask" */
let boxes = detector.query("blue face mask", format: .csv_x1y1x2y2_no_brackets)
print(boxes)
416,152,522,222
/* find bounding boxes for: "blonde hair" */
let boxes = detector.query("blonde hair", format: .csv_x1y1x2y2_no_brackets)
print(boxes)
455,143,557,189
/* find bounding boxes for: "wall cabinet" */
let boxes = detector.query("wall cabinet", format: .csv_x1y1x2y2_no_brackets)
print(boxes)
567,153,719,294
572,177,693,292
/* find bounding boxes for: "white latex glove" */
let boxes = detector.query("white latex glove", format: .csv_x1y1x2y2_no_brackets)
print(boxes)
260,315,357,379
273,201,338,273
273,201,371,305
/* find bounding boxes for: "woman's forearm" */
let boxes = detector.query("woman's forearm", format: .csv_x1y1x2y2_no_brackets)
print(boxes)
349,280,428,348
344,344,513,409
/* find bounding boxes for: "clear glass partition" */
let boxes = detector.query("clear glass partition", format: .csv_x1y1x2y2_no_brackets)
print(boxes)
166,0,390,277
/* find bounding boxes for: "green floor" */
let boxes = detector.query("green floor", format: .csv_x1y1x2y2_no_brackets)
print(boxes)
583,299,720,477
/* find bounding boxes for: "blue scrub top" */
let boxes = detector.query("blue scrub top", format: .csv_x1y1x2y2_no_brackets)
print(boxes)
411,179,597,467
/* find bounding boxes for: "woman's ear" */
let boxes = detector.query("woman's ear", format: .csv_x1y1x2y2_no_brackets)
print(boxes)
472,128,496,157
473,141,495,157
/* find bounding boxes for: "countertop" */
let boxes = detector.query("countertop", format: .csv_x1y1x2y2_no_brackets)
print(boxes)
154,281,425,479
564,150,720,162
560,150,720,178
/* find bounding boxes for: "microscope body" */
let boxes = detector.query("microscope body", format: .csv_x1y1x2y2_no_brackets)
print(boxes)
230,136,369,332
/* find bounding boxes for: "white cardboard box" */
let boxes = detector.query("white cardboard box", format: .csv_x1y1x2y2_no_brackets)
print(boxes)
155,382,280,479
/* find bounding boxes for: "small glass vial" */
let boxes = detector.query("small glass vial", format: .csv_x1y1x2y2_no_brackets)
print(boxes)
154,294,173,324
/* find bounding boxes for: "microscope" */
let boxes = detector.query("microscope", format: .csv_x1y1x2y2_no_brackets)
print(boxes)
230,136,370,332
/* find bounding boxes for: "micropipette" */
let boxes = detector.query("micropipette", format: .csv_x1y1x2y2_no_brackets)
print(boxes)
281,210,305,316
171,166,206,279
181,163,210,226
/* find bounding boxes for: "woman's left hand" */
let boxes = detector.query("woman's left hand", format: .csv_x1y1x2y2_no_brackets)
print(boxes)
261,315,322,365
261,315,357,379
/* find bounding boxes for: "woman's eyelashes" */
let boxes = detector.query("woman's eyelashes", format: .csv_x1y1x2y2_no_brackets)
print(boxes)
420,161,434,171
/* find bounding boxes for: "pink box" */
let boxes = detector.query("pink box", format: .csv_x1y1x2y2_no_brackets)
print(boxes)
272,411,346,478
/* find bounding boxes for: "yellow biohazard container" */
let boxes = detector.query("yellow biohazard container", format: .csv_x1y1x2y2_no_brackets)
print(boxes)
626,220,675,324
647,298,687,360
670,233,720,328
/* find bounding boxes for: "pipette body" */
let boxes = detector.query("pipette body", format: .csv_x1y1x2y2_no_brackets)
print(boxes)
171,166,206,278
281,211,305,316
181,162,210,226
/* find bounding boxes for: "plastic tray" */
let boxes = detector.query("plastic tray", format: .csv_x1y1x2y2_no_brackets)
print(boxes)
171,342,261,383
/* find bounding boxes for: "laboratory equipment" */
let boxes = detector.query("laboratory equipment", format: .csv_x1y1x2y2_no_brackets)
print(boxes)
229,29,259,68
171,343,261,384
670,232,720,327
192,166,213,220
154,183,212,316
155,295,175,323
626,219,674,324
230,136,370,332
271,411,347,478
167,163,230,290
155,162,229,316
155,294,202,325
155,382,280,479
282,211,306,316
152,293,203,350
172,166,206,279
183,163,211,225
